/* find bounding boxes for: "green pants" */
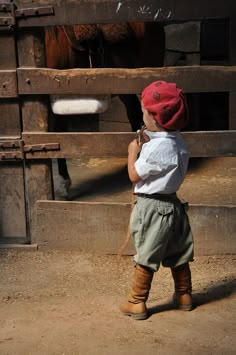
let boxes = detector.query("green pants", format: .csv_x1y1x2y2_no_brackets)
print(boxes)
130,195,194,272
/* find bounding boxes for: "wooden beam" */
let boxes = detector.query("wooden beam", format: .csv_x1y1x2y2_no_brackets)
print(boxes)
0,29,21,136
0,99,22,138
186,131,236,157
229,16,236,129
0,163,27,239
22,131,236,159
0,28,26,242
0,70,17,98
14,0,234,27
17,27,54,243
0,31,17,69
34,200,236,256
17,66,236,95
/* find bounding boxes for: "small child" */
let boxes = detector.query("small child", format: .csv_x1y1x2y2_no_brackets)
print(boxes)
120,81,194,320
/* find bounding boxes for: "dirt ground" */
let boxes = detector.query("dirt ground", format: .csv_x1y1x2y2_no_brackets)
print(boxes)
0,250,235,355
1,157,235,354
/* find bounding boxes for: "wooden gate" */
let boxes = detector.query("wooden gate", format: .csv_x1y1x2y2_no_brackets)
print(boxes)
0,0,235,254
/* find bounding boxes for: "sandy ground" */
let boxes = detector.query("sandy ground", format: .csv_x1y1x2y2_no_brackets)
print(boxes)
0,250,235,355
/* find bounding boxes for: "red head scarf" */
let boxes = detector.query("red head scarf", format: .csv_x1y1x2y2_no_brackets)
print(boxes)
141,81,189,130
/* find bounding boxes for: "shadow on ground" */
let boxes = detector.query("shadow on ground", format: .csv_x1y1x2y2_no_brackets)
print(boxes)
68,158,209,200
148,277,236,317
68,165,130,200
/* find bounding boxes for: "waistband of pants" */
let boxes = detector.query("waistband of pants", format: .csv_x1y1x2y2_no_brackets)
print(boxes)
135,192,177,202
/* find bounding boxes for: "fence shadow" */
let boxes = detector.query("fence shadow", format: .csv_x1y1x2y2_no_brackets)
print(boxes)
68,165,130,200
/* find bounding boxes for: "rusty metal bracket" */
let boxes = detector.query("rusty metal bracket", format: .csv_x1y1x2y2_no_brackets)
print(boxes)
0,1,15,29
0,2,54,28
0,140,60,160
15,6,54,19
24,143,60,154
0,140,23,160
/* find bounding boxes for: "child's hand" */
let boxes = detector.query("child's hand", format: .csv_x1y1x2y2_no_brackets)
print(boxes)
142,130,150,143
137,126,150,144
128,139,142,156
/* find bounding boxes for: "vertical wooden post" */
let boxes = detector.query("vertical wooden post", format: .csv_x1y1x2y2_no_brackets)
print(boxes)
0,28,20,138
229,17,236,129
0,23,27,242
17,27,53,242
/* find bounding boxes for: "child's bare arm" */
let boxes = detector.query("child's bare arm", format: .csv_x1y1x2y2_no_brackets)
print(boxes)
128,139,142,183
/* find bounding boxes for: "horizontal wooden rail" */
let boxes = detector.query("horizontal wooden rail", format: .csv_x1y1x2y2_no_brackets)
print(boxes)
0,70,18,98
15,0,234,27
17,66,236,95
35,201,236,255
22,131,236,159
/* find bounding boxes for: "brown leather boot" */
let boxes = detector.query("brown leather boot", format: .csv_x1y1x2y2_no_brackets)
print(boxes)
171,263,193,311
119,264,154,320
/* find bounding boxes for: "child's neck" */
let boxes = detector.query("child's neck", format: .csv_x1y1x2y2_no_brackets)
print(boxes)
155,126,166,132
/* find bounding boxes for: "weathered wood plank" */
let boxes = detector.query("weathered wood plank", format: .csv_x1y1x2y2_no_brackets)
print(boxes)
0,99,21,138
0,243,38,250
0,30,24,241
0,31,16,69
0,34,20,135
185,131,236,157
17,28,50,131
229,17,236,129
0,162,26,239
17,28,46,68
17,28,54,243
14,0,234,27
24,159,54,236
22,131,236,159
35,201,132,253
34,200,236,256
17,66,236,95
0,70,17,97
229,93,236,130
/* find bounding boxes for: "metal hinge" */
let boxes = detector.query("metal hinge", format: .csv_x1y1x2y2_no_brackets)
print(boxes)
0,140,60,160
0,2,15,28
0,3,54,28
23,143,60,154
0,140,23,160
15,6,54,19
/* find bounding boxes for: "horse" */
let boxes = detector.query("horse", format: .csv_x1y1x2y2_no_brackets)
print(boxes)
44,23,165,197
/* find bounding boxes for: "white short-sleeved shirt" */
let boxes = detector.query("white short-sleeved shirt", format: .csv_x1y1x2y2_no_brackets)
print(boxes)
134,130,189,194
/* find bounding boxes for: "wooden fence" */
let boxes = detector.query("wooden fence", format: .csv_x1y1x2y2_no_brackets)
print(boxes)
0,0,235,254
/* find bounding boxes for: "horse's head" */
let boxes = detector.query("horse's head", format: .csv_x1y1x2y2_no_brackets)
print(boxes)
45,24,111,115
45,22,165,70
45,23,164,116
45,24,103,69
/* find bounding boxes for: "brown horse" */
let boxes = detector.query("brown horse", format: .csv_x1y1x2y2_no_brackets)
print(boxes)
44,23,165,197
